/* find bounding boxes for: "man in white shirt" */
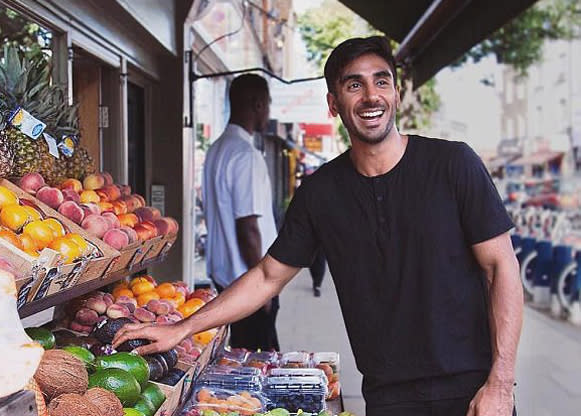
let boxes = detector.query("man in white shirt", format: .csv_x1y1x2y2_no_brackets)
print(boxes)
202,74,279,350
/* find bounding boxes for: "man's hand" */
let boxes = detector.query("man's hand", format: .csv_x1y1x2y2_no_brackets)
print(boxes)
112,322,187,355
466,382,514,416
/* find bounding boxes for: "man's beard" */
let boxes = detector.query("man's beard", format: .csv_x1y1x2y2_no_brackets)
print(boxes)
340,108,397,145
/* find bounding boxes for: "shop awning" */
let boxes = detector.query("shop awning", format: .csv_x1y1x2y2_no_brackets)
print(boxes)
509,151,564,166
337,0,538,87
487,155,521,171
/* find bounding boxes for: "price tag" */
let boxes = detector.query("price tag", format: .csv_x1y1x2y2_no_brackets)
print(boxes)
9,107,46,139
43,133,60,158
32,267,60,301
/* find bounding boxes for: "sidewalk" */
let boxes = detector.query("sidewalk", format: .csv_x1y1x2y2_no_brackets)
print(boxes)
277,268,366,415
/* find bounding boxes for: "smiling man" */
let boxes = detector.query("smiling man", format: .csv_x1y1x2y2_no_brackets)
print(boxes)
113,36,523,416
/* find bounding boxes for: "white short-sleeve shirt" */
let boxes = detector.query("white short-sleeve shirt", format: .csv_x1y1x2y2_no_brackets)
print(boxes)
202,123,278,288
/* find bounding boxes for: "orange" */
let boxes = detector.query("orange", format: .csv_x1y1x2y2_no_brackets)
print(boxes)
193,328,217,346
19,233,38,251
0,204,30,231
0,186,18,208
43,218,66,238
22,206,42,221
132,281,155,296
113,287,134,300
48,237,81,264
22,220,54,249
155,282,176,298
114,280,130,290
178,300,204,318
172,292,186,307
24,248,40,258
0,229,24,250
136,291,160,307
130,276,153,287
66,233,91,256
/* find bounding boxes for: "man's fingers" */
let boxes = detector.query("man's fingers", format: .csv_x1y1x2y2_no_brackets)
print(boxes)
134,342,163,355
112,325,153,348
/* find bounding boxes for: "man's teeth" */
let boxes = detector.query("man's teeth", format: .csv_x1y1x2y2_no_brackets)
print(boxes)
360,110,384,118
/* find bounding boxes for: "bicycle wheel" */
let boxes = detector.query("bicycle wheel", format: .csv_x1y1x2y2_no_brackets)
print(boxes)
557,262,577,311
520,251,537,297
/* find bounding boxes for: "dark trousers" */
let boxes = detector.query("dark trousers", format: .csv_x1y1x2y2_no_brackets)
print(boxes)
367,397,517,416
214,283,280,351
309,250,326,288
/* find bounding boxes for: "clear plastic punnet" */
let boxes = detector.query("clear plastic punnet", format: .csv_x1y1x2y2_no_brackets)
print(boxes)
214,348,249,367
264,375,327,413
269,367,328,383
311,352,340,373
189,386,267,416
205,364,263,377
280,351,311,368
197,370,263,392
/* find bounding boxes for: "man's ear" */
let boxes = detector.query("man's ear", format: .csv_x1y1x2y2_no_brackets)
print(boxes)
327,92,339,117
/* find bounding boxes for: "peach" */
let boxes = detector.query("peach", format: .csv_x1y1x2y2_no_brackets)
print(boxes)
132,194,146,208
103,185,121,201
58,200,85,225
36,186,64,209
120,196,139,213
141,221,158,237
167,217,179,234
81,214,110,238
134,207,155,223
62,188,81,203
96,189,110,202
119,226,138,244
134,307,156,322
153,218,172,236
115,295,137,307
103,293,114,307
150,207,161,220
134,223,155,241
117,184,131,197
103,228,129,250
75,307,100,325
118,213,139,228
83,173,105,190
60,178,83,193
85,297,107,314
18,172,45,194
101,212,120,229
97,201,114,213
81,203,101,217
80,190,100,204
112,200,128,215
69,320,93,334
106,303,131,319
102,171,114,186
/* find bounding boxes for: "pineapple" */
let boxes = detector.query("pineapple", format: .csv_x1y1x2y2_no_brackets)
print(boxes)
0,46,65,179
64,145,96,180
0,129,15,178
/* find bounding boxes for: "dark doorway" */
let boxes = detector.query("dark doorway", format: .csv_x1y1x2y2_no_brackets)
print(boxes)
127,82,146,198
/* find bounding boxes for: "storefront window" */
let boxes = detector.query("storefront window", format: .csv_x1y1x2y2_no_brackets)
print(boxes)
0,6,53,65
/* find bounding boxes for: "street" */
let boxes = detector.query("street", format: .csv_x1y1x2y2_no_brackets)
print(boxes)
278,268,581,416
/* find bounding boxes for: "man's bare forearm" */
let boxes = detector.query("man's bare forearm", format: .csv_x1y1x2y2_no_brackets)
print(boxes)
486,255,523,386
182,255,299,337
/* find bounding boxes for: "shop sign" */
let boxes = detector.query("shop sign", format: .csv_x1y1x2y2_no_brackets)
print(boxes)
304,136,323,152
151,184,165,216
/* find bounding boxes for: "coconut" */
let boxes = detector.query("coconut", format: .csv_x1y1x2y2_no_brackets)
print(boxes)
34,349,89,401
48,393,103,416
84,387,123,416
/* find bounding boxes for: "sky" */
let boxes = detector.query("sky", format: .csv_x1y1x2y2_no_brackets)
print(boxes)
291,0,504,155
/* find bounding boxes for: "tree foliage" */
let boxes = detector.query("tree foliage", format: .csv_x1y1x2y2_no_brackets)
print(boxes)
297,0,441,146
455,0,581,76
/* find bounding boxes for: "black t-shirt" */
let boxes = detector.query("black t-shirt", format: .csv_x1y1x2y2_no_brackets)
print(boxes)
268,135,513,405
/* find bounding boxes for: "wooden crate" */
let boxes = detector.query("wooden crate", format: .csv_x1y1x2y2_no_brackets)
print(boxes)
0,179,119,304
108,240,145,274
147,233,178,262
152,361,190,416
137,235,164,264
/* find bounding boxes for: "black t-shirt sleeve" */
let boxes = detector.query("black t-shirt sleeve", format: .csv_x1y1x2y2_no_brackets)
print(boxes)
451,142,514,244
268,181,318,267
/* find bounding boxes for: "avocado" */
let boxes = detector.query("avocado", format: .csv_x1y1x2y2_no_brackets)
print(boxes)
158,368,185,386
89,368,141,406
143,356,164,381
93,317,133,344
25,327,55,349
133,395,156,416
160,348,178,369
96,352,150,388
117,338,150,353
141,382,165,409
62,345,96,368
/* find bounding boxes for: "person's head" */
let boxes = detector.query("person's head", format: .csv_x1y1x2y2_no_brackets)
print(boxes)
229,73,271,133
324,36,400,145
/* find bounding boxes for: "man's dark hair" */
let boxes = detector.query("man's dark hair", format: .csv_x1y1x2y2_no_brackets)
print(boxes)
229,73,269,113
324,36,397,94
